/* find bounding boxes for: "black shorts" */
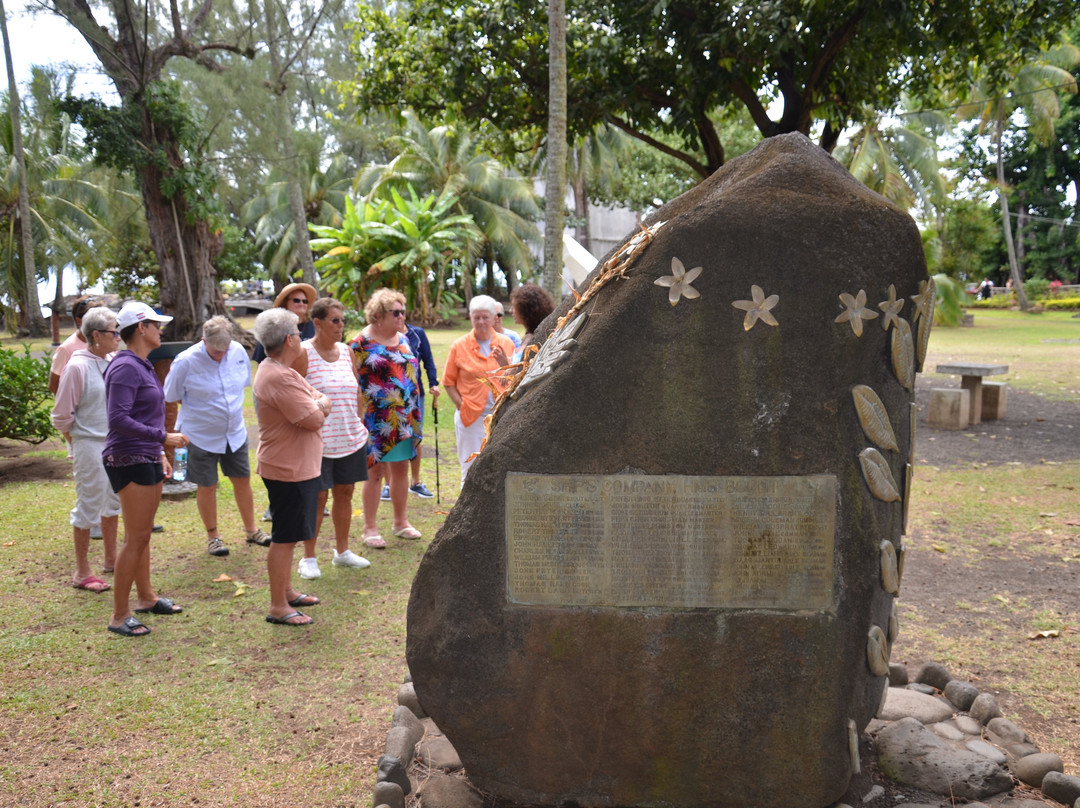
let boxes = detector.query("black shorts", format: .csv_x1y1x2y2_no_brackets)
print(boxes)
105,461,165,493
262,476,320,543
319,445,369,490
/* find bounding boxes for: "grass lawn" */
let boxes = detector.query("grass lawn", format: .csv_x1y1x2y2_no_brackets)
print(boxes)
0,308,1077,805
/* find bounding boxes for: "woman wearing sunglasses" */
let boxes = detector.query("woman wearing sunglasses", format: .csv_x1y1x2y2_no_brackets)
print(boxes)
292,297,370,578
104,302,189,637
352,289,422,547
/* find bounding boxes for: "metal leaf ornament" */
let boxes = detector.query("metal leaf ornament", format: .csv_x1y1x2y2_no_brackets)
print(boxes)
866,625,890,676
852,385,898,452
891,319,915,391
511,311,589,400
858,448,901,502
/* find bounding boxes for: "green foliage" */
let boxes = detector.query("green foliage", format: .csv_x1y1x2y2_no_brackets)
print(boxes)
929,196,1004,282
347,0,1076,178
931,273,965,327
0,345,54,444
1041,296,1080,310
1023,277,1052,300
967,294,1016,309
311,188,483,323
59,81,222,227
215,223,263,283
356,112,540,295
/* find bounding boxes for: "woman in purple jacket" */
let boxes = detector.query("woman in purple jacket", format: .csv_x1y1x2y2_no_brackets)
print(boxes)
104,302,189,637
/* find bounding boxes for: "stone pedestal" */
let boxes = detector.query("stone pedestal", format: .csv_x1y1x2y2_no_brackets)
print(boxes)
929,388,970,430
981,381,1007,421
407,133,930,808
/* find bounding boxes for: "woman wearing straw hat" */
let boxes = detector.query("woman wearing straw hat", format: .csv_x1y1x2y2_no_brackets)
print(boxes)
252,282,318,363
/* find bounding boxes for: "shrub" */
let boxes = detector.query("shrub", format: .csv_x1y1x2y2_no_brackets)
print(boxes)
1041,297,1080,311
1023,278,1051,301
967,295,1015,309
0,346,55,444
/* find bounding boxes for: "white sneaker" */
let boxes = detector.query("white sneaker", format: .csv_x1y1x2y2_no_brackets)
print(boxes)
298,557,321,579
332,549,371,569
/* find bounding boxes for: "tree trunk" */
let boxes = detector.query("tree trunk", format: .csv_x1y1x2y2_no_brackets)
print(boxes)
572,172,591,254
542,0,567,296
994,109,1029,310
1,0,48,337
140,110,223,340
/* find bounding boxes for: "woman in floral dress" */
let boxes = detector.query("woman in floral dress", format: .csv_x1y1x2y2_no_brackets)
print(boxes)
352,288,422,547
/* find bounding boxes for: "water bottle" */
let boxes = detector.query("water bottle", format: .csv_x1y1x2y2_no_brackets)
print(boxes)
172,447,188,482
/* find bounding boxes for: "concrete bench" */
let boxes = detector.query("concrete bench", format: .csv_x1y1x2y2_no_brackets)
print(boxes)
981,381,1008,421
935,363,1009,425
929,388,970,430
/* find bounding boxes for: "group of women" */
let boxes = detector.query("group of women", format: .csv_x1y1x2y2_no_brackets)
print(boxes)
52,280,555,635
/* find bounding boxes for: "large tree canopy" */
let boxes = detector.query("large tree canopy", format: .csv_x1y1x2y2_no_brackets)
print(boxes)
348,0,1075,178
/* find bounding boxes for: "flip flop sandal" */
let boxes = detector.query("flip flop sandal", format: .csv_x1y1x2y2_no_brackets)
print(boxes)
266,611,312,626
363,534,387,549
73,575,111,593
288,593,321,607
135,597,183,615
392,526,422,540
107,616,151,637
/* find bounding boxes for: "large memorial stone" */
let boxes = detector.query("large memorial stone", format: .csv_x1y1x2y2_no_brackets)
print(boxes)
407,132,932,808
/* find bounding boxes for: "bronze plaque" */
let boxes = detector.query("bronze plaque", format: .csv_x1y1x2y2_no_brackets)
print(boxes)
506,473,837,610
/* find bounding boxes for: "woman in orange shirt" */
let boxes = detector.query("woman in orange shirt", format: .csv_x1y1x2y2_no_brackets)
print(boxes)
442,295,515,483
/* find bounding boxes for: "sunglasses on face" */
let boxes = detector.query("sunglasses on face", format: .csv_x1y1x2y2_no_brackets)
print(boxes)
290,297,309,305
326,317,344,325
96,328,120,337
390,309,406,317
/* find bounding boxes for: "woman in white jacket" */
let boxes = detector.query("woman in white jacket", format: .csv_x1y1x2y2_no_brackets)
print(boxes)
51,307,122,592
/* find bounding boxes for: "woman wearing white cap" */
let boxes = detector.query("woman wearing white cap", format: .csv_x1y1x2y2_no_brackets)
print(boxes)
104,302,189,637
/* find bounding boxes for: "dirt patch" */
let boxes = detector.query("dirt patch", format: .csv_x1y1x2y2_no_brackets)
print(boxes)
0,438,71,484
914,377,1080,467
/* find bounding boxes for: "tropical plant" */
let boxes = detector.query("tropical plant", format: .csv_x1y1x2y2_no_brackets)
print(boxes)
0,68,124,332
836,106,949,218
310,187,483,324
959,38,1080,309
243,149,352,286
931,273,965,327
355,112,539,301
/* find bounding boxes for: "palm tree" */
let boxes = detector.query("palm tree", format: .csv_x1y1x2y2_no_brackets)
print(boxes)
543,0,568,294
0,68,121,332
243,148,352,287
355,111,540,304
961,40,1079,310
836,106,949,220
0,0,46,335
310,187,482,323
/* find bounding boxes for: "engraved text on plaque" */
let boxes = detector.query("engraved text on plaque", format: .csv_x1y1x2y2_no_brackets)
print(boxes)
505,473,837,610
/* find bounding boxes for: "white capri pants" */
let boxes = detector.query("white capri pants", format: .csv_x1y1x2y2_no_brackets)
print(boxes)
70,437,121,528
454,409,489,483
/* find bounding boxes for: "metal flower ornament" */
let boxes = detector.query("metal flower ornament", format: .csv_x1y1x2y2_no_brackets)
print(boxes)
835,289,879,337
732,285,780,331
877,284,904,332
654,257,702,306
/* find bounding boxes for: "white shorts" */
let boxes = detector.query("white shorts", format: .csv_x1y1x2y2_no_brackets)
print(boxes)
454,409,488,483
70,438,121,528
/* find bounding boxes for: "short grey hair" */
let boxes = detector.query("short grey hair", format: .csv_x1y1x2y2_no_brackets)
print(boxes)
469,295,498,316
202,316,233,350
253,308,299,356
81,307,118,339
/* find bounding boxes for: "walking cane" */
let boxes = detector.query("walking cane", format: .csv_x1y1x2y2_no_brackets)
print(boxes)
432,399,441,505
